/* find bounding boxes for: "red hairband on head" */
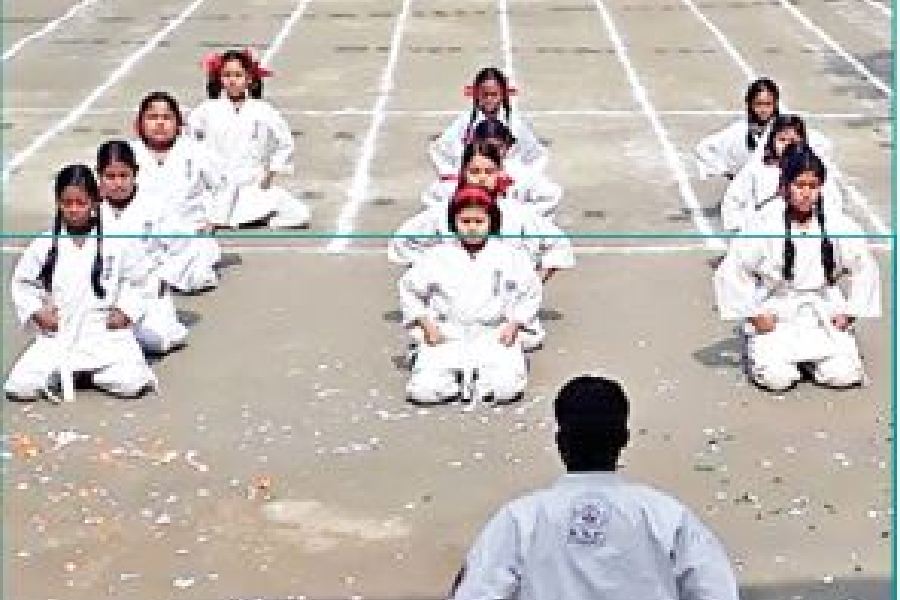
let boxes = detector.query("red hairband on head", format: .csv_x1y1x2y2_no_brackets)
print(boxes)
452,185,496,209
201,48,274,79
464,84,518,97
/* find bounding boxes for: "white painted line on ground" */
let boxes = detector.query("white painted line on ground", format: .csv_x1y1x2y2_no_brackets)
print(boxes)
261,0,313,65
680,0,891,236
2,106,879,119
1,0,209,184
498,0,516,81
776,0,891,96
2,0,101,61
591,0,723,250
857,0,891,18
326,0,414,253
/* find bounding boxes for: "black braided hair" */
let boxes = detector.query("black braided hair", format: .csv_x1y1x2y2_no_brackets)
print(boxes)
136,91,184,150
37,208,63,292
466,67,512,141
207,49,264,100
762,114,807,164
816,190,837,285
782,202,795,281
91,205,106,299
779,144,831,284
745,77,780,151
41,165,105,298
471,117,517,148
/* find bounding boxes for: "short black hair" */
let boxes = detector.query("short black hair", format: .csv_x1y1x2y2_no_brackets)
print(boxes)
555,376,630,472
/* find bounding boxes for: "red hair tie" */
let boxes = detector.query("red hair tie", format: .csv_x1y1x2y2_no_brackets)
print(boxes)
451,185,496,210
201,49,274,79
241,47,274,79
494,174,514,196
463,85,518,97
439,174,459,181
201,52,224,76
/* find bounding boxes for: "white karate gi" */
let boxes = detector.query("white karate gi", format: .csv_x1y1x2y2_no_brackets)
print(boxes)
721,157,844,232
429,109,548,175
694,118,768,179
714,201,880,391
101,198,190,355
5,231,157,399
131,136,224,230
188,96,310,228
396,179,574,275
398,240,541,403
453,472,739,600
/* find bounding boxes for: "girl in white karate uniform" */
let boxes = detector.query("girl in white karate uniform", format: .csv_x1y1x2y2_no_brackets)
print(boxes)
430,118,561,219
399,186,542,404
131,91,222,287
721,114,844,232
695,78,780,180
188,49,310,229
5,165,157,401
714,144,880,392
97,140,189,355
392,141,574,286
429,67,547,176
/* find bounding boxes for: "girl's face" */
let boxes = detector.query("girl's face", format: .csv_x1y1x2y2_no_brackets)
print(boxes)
463,154,500,189
140,100,179,147
750,90,776,123
221,59,250,99
58,185,95,230
773,127,803,157
99,160,137,205
785,171,822,216
476,79,504,115
455,205,491,245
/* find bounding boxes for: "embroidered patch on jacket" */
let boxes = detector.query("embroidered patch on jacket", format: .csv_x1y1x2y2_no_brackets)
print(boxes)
567,498,611,546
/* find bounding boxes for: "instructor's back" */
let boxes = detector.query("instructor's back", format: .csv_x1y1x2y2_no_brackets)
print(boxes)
452,376,739,600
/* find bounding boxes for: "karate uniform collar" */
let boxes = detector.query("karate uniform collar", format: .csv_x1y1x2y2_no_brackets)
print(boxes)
555,471,623,486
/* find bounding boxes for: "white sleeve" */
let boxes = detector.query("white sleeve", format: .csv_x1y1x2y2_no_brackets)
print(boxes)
523,215,575,271
186,103,211,142
508,250,543,326
510,114,548,170
452,505,522,600
195,140,228,196
10,239,50,328
398,256,436,327
694,122,740,179
720,163,756,232
387,209,444,267
836,223,881,318
429,112,469,175
265,104,295,175
673,510,740,600
522,174,561,218
114,244,149,324
713,237,766,320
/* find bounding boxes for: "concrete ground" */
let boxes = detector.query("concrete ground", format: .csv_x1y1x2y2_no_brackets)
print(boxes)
2,0,894,599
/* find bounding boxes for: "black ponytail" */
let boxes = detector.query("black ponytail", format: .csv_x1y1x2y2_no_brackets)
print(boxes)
91,204,106,299
782,204,795,281
37,209,62,292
